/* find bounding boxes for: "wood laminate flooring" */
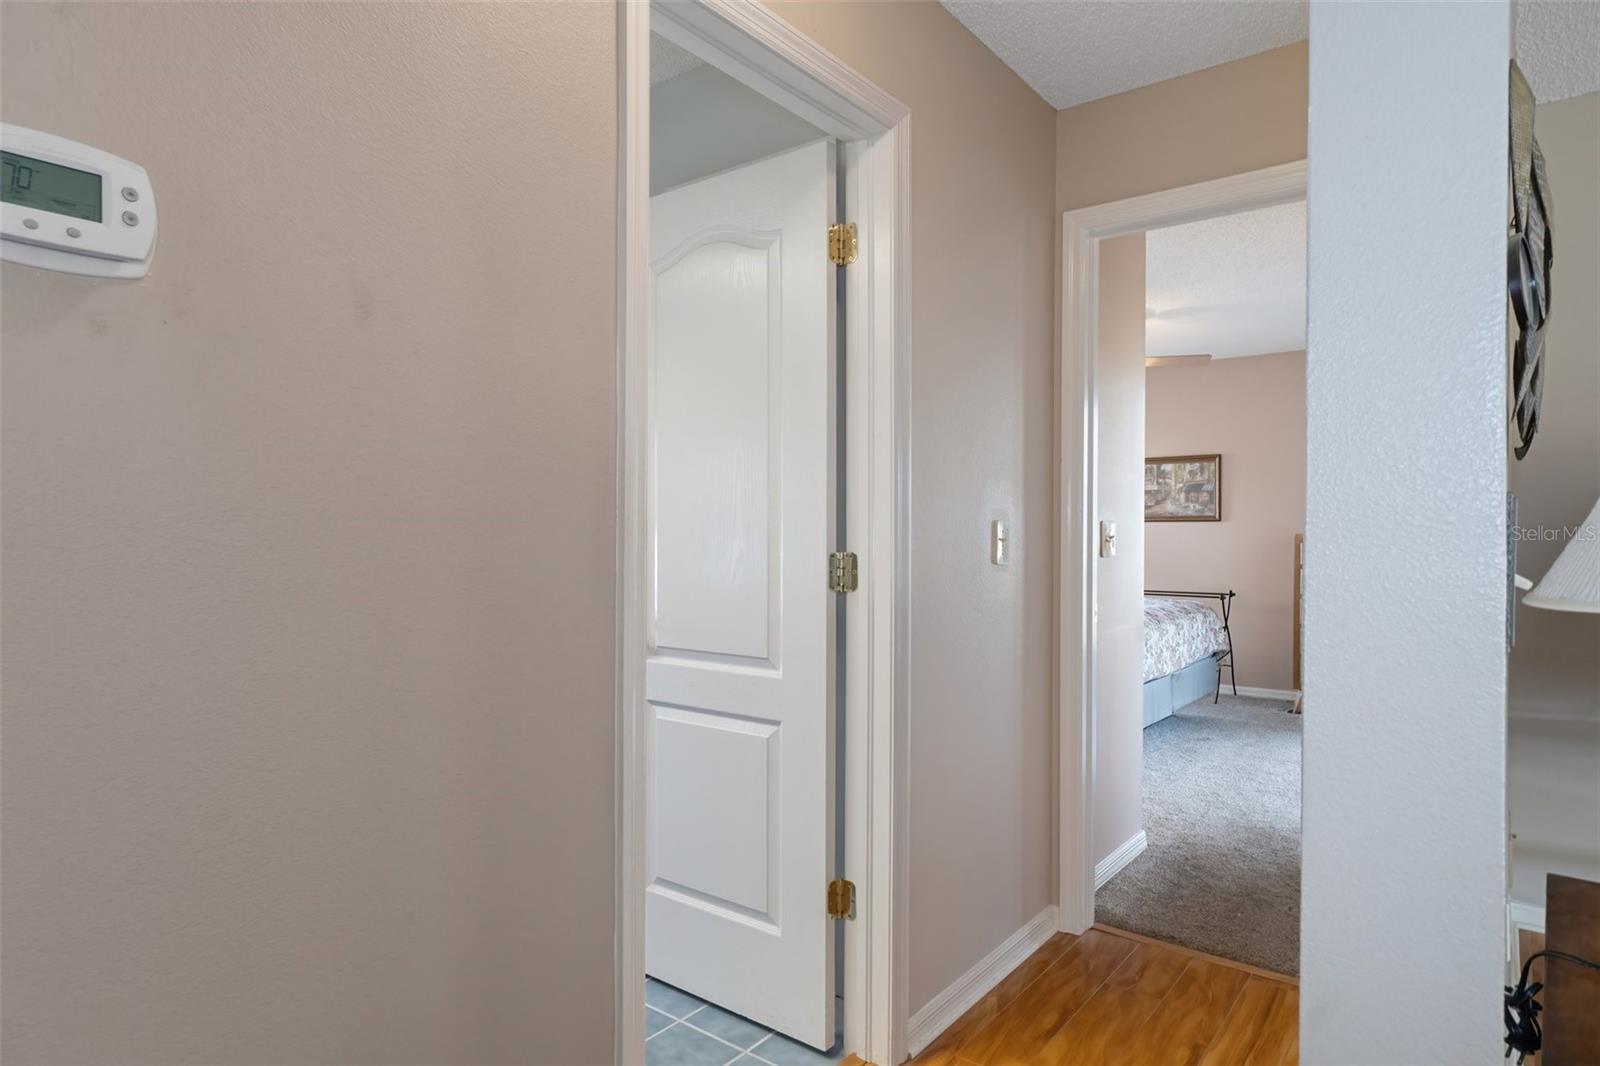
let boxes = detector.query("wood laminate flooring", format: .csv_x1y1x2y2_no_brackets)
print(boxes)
910,924,1297,1066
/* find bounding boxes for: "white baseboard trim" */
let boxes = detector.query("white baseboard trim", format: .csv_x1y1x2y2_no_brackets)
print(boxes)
1094,830,1148,890
1509,900,1546,935
906,905,1058,1057
1231,685,1301,703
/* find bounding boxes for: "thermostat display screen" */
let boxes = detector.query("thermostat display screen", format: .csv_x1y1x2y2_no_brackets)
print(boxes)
2,150,102,223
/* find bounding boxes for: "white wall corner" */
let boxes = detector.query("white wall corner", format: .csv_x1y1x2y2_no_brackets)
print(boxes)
1094,831,1149,890
905,906,1058,1058
1509,900,1546,935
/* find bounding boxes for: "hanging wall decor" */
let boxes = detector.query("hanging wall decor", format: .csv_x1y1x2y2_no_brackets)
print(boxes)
1508,61,1554,461
1145,455,1222,522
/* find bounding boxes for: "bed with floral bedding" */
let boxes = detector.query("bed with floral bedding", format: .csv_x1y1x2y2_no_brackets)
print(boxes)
1142,595,1230,726
1143,596,1228,682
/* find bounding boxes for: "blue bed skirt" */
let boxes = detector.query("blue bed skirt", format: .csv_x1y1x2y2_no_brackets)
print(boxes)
1142,654,1222,728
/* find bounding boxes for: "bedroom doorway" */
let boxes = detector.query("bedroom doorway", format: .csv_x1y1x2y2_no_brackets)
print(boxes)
1058,163,1308,980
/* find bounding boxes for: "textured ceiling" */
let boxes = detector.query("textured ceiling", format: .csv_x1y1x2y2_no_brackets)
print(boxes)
941,0,1600,109
651,33,705,86
1514,1,1600,103
942,1,1306,109
1145,200,1306,361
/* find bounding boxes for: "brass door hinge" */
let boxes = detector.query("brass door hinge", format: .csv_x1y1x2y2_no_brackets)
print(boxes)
828,551,858,594
827,878,856,920
828,222,858,267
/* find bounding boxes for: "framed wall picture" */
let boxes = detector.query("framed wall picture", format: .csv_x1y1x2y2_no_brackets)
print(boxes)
1145,454,1222,521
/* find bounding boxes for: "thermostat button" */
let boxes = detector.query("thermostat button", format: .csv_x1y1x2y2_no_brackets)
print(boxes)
22,218,39,230
65,227,82,239
121,210,139,227
121,186,139,203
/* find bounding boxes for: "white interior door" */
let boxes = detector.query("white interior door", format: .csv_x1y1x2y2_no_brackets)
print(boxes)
646,138,839,1049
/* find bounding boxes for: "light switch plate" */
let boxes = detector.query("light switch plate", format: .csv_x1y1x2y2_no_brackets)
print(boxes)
992,519,1010,565
1100,520,1117,558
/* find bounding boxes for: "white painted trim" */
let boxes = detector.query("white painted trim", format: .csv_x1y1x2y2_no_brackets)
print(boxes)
842,120,916,1066
1093,831,1148,890
618,5,912,1065
1232,686,1302,703
1509,901,1545,935
616,6,650,1061
652,0,904,139
1058,161,1308,936
905,906,1059,1058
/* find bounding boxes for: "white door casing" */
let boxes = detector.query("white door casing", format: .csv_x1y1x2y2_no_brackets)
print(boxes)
1057,161,1307,935
646,138,838,1049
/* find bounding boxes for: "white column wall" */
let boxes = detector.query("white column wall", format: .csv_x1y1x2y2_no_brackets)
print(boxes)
1302,3,1510,1062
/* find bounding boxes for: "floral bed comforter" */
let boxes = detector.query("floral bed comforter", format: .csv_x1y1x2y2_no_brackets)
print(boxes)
1143,596,1227,682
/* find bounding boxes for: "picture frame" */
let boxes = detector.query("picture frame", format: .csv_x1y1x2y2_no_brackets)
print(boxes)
1145,454,1222,522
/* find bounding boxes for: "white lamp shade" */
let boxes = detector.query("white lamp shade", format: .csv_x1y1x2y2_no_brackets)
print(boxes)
1523,495,1600,613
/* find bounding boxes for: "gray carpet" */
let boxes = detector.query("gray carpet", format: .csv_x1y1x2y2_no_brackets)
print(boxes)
1095,693,1302,976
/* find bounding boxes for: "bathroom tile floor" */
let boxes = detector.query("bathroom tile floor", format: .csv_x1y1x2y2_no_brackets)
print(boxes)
644,978,846,1066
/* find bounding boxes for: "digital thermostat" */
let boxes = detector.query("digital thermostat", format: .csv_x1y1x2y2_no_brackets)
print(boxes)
1,124,156,279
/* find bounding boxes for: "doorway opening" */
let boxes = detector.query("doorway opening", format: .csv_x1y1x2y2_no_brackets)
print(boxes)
644,32,843,1063
1091,200,1307,977
1058,162,1308,979
617,4,911,1065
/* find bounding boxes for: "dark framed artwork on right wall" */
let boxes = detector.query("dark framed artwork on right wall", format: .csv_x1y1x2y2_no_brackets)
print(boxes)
1145,454,1222,522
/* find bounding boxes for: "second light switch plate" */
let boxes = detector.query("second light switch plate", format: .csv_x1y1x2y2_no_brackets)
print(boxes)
1100,520,1117,558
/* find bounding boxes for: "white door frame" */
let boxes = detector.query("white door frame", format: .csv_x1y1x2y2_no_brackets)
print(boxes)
617,3,913,1063
1056,160,1307,934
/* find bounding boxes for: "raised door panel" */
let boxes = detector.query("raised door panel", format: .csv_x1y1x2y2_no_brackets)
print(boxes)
650,232,781,664
650,704,779,922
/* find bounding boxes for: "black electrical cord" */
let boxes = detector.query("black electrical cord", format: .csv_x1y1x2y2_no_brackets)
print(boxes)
1505,949,1600,1063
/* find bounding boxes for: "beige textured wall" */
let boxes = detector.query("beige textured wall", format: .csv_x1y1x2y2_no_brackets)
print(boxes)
0,5,617,1064
1507,91,1600,908
1093,234,1148,866
1146,352,1307,692
764,1,1059,1013
1055,41,1307,213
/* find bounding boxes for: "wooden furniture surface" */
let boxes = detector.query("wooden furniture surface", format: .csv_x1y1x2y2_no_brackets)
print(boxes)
911,925,1296,1066
1543,873,1600,1066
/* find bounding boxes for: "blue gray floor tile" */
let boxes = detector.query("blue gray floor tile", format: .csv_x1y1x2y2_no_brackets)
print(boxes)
686,1002,771,1050
646,978,707,1019
644,980,845,1066
645,1021,740,1066
747,1031,845,1066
